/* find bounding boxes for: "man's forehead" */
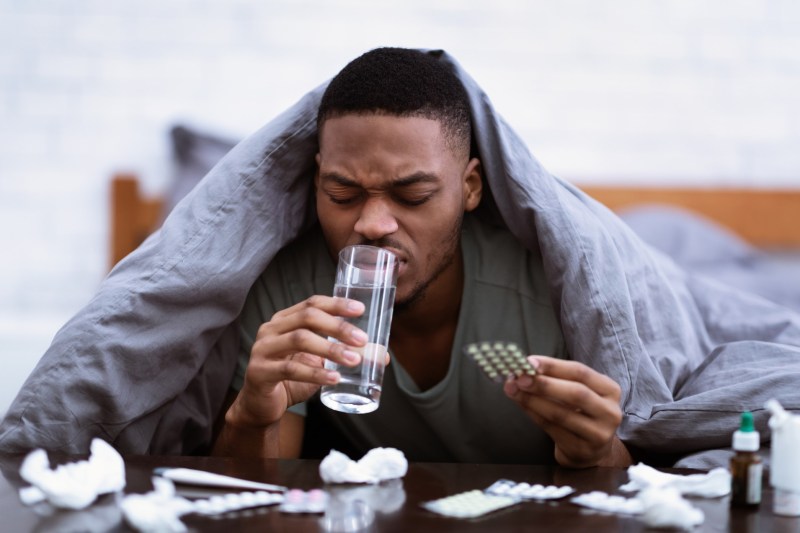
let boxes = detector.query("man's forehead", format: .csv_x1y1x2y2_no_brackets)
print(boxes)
318,113,445,142
316,114,458,169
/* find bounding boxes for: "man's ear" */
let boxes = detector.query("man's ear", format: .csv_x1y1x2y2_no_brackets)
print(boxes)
463,157,483,212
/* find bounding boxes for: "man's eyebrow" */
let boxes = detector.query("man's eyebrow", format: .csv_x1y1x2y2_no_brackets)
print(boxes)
318,172,441,188
393,172,440,187
319,172,359,187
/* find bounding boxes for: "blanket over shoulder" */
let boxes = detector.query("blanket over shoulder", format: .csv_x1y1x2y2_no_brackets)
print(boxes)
2,50,799,467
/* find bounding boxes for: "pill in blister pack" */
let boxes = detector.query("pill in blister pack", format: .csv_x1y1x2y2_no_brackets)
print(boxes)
485,479,575,500
464,341,536,383
421,489,519,519
278,488,328,514
192,490,284,515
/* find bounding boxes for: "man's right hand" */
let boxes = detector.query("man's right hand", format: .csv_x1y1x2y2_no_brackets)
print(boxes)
225,295,368,431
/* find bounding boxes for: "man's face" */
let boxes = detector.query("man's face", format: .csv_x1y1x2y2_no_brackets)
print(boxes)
315,114,481,308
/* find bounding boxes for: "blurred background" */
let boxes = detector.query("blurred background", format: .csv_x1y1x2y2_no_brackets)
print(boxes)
1,0,799,415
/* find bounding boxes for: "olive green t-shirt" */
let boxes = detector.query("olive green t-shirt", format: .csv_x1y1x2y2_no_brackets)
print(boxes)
233,214,567,464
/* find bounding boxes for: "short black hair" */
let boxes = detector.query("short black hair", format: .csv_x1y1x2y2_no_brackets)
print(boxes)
318,47,472,157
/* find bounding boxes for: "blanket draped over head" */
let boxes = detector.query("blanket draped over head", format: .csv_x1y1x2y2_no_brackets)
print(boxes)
2,50,799,468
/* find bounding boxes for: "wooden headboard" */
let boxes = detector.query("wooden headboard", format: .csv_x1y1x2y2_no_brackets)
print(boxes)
110,174,800,268
579,186,800,249
110,174,165,268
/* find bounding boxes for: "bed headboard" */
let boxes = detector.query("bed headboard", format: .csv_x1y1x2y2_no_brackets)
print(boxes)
109,174,800,268
579,186,800,249
110,174,165,268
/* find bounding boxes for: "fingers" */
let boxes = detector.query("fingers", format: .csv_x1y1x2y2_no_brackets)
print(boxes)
247,351,339,387
271,295,368,345
504,356,623,468
257,295,368,368
235,295,374,428
525,356,620,399
507,386,617,445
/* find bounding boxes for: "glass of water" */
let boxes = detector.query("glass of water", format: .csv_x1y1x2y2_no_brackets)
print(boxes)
320,245,398,414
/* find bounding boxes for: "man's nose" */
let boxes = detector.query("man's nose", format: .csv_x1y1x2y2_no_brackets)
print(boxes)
353,197,399,241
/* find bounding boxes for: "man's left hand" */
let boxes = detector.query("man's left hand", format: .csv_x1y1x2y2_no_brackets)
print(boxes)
503,356,632,468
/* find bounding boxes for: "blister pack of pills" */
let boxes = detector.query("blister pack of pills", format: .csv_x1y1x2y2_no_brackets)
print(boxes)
464,341,536,383
192,490,284,515
278,489,329,514
421,489,519,519
485,479,575,500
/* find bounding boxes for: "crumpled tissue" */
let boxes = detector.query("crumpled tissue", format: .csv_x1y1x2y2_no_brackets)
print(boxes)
120,477,194,533
637,486,704,530
571,487,704,531
620,462,731,497
19,438,126,510
319,448,408,484
571,491,643,515
571,463,722,530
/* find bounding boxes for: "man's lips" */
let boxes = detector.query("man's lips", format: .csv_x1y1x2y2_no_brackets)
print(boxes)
381,247,405,262
378,247,407,279
396,259,408,279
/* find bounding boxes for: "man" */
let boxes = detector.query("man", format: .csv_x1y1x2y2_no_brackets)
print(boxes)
2,48,798,466
213,48,629,467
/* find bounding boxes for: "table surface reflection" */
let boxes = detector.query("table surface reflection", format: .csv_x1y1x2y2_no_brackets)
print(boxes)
1,453,798,532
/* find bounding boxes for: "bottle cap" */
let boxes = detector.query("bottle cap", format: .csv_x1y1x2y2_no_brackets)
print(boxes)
733,411,760,452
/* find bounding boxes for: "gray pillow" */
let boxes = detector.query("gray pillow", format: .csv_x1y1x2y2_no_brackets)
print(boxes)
166,124,238,216
619,204,755,265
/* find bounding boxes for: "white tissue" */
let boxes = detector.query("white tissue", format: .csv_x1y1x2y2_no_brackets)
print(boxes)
120,477,194,533
571,487,704,530
571,491,644,515
637,487,704,530
18,485,47,506
319,448,408,484
18,438,126,510
620,462,731,497
573,463,714,530
355,448,408,481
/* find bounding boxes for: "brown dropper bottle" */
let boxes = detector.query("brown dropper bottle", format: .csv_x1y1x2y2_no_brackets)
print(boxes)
730,411,762,508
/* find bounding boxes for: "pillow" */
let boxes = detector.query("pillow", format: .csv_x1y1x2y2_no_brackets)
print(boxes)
165,124,239,216
619,204,756,265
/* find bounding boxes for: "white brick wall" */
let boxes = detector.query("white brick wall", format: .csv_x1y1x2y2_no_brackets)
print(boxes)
1,0,799,414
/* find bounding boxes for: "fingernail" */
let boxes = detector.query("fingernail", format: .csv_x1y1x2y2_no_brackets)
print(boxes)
518,375,534,388
344,350,361,364
327,371,340,384
347,300,365,312
505,380,518,395
526,356,540,369
351,329,368,343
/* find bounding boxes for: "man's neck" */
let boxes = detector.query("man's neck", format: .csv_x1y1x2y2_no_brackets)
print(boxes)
391,246,464,337
388,246,465,390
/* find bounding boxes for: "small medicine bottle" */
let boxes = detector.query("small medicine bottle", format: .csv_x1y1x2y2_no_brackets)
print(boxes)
730,411,763,508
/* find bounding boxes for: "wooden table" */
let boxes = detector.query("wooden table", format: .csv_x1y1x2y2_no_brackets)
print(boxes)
0,454,797,532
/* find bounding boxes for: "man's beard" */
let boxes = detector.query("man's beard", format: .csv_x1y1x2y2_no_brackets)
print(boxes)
394,212,464,314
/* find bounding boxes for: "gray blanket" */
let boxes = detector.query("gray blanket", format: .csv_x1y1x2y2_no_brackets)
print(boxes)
621,205,800,313
2,50,799,468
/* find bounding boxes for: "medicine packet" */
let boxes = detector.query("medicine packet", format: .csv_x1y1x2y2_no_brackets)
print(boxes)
485,479,575,500
421,489,518,519
464,341,536,383
192,490,284,515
